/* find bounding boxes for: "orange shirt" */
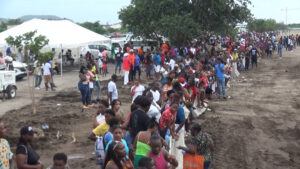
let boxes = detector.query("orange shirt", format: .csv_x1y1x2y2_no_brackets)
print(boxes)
123,57,131,71
128,53,135,66
162,43,168,53
138,48,143,55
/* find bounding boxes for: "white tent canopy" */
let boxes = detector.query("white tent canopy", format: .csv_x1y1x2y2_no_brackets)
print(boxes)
0,19,111,48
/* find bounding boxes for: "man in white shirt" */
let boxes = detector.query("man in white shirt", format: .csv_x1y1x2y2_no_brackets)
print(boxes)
33,60,42,90
108,74,118,104
131,80,145,102
42,60,55,91
150,82,161,104
145,90,161,123
169,58,176,71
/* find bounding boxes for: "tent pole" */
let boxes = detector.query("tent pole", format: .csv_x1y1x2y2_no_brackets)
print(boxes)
60,44,63,77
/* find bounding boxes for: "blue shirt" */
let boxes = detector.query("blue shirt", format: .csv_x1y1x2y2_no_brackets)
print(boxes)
104,132,113,144
211,59,216,66
153,54,161,65
105,139,129,154
47,61,54,71
215,64,225,78
176,105,186,124
135,55,140,67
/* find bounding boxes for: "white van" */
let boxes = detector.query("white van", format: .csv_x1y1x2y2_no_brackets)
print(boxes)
80,44,112,59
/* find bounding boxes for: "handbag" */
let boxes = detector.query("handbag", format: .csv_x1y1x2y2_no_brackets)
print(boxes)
183,153,204,169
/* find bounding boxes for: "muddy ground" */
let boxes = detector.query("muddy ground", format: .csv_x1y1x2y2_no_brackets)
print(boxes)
202,49,300,169
1,47,300,169
4,76,137,169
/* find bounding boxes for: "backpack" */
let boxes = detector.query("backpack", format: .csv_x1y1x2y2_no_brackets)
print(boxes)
95,136,105,165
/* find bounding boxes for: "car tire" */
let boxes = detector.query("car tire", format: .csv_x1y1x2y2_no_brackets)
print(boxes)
7,86,17,99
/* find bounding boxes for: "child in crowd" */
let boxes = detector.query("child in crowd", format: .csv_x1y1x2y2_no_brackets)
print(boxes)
47,153,70,169
147,134,178,169
102,61,108,77
138,157,155,169
105,125,129,155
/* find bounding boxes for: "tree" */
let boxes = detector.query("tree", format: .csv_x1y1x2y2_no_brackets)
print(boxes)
0,19,23,33
79,21,109,34
119,0,252,46
247,19,287,32
0,23,7,32
5,31,50,114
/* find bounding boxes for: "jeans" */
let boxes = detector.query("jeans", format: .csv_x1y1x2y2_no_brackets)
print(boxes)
35,75,42,87
90,88,94,102
279,49,282,59
129,69,134,81
124,131,133,149
94,81,101,100
124,70,129,85
161,76,166,89
78,81,90,105
245,57,250,71
133,66,141,79
217,77,226,97
204,161,211,169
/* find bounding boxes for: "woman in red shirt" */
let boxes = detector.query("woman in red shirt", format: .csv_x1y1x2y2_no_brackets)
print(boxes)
184,77,197,103
159,102,179,140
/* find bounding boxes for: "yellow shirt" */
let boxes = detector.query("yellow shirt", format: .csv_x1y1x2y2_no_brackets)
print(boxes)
233,52,238,61
93,122,109,136
51,60,56,68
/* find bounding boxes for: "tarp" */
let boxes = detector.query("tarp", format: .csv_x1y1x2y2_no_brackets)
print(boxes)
0,19,111,48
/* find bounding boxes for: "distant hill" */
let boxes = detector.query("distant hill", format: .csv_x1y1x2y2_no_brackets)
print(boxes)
18,15,64,21
0,18,8,23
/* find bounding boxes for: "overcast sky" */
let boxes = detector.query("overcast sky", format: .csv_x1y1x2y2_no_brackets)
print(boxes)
0,0,300,24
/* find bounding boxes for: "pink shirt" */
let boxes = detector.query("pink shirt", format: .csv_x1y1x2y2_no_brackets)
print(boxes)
148,151,168,169
0,57,5,65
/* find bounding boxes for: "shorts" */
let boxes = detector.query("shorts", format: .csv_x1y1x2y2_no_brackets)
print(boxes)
155,65,161,73
44,75,52,83
115,61,122,68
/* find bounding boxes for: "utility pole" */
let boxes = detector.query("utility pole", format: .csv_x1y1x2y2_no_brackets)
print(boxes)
280,8,300,25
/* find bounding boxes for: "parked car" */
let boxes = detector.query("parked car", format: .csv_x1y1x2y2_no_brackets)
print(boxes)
0,70,17,99
80,44,112,59
13,61,27,80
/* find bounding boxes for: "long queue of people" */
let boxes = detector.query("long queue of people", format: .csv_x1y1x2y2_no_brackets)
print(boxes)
78,31,298,169
1,31,297,169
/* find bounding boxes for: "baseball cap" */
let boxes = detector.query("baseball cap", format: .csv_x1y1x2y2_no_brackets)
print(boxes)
178,77,185,83
129,49,134,53
20,126,34,136
124,53,129,57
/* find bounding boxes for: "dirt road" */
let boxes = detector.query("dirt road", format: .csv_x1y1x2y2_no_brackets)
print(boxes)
201,48,300,169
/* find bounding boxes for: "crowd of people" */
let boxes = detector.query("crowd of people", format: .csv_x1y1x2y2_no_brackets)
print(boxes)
76,31,298,169
0,31,298,169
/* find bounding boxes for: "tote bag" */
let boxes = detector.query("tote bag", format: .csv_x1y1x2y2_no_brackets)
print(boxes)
183,153,204,169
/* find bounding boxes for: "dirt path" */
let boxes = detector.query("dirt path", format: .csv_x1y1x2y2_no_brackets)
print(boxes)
200,48,300,169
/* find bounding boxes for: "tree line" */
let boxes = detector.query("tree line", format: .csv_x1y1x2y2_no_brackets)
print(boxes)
247,19,287,32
